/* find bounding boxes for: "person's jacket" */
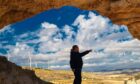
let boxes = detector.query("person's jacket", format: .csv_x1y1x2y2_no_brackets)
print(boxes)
70,50,90,69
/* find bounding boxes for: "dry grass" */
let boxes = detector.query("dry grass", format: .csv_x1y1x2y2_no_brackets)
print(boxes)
27,68,138,84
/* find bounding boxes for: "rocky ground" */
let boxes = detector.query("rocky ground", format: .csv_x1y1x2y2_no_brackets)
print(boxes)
0,56,52,84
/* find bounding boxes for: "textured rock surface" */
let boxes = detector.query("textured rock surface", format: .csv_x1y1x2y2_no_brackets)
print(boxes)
0,56,52,84
0,0,140,39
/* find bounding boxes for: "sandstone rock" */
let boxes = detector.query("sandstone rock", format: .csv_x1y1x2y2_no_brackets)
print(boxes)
0,0,140,39
0,56,52,84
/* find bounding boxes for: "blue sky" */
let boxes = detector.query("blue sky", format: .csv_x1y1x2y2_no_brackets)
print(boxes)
0,6,140,72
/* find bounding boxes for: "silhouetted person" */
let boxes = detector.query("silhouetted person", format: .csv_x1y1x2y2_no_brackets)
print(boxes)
70,45,92,84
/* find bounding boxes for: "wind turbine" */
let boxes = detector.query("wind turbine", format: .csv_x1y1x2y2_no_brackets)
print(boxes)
7,51,10,61
47,60,49,69
28,51,32,69
5,49,10,61
35,62,38,68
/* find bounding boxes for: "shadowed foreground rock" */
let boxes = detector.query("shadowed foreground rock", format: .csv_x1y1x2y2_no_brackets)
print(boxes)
0,56,53,84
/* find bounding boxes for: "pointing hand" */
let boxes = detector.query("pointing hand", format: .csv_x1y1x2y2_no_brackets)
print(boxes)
88,49,92,52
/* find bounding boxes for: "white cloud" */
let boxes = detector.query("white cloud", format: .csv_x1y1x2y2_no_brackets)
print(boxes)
1,11,140,71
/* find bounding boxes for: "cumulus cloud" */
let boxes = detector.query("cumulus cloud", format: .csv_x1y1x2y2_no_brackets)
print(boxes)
0,11,140,71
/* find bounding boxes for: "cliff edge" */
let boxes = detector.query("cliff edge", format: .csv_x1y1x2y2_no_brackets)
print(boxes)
0,56,52,84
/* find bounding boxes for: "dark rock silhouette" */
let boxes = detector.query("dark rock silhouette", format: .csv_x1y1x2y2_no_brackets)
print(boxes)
0,56,53,84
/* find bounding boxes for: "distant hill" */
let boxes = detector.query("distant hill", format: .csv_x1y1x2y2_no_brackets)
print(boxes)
0,0,140,39
0,56,52,84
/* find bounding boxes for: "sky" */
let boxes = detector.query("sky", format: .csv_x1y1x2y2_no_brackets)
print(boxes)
0,6,140,72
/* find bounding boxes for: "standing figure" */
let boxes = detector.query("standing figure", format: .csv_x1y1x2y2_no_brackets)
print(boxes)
70,45,92,84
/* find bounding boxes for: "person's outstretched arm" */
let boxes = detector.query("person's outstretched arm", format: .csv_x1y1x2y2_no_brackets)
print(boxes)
80,50,92,57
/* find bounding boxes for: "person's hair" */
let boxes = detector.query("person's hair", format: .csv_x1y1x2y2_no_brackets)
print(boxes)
71,45,78,52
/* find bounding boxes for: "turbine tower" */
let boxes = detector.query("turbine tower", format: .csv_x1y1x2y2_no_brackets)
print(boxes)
35,62,38,68
7,51,10,61
28,52,32,69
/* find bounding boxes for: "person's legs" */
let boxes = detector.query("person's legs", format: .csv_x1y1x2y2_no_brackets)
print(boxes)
73,68,82,84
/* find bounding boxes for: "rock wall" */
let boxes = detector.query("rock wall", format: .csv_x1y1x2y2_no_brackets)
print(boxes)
0,0,140,39
0,56,52,84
